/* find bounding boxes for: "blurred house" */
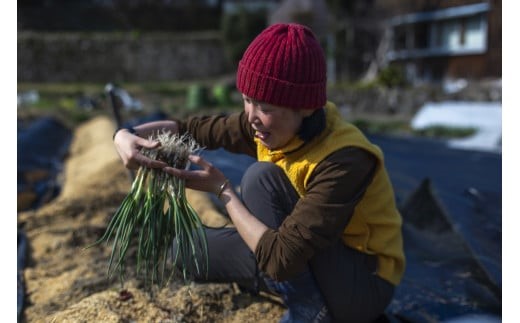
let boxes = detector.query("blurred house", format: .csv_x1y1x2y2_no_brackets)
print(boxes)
356,0,501,84
385,1,501,83
329,0,501,84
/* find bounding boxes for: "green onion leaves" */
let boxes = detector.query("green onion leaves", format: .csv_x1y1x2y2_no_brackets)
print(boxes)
87,131,208,288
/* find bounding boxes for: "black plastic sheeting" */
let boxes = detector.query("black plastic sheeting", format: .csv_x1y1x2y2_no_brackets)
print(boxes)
17,117,73,210
199,135,502,322
368,135,501,322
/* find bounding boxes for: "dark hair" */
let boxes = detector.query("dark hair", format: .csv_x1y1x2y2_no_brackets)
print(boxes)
297,108,326,142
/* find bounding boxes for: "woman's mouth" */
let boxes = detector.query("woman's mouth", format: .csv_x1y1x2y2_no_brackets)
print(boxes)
255,130,270,141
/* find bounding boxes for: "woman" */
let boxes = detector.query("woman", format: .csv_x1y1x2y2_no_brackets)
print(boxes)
114,23,405,323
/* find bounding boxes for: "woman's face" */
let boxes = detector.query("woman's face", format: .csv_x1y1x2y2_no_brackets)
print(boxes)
242,94,313,150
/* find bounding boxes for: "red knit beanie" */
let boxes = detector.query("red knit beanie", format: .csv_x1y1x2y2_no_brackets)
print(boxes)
236,23,327,110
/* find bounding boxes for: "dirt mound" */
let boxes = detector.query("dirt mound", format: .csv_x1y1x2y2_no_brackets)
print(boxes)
18,116,284,322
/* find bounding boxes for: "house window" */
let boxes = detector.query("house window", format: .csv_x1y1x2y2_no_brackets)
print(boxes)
465,14,486,50
439,19,461,50
428,13,486,53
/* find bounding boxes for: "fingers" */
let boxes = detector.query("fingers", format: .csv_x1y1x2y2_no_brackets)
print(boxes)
163,166,198,180
122,147,167,170
162,166,216,194
162,157,208,180
135,154,168,169
162,165,191,179
126,136,164,169
162,155,227,194
136,137,160,149
188,154,213,169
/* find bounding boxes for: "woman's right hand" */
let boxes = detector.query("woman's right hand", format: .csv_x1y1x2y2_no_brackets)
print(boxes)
113,119,180,170
113,129,168,170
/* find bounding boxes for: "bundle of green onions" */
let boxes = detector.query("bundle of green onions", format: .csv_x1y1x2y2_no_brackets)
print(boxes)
87,131,208,287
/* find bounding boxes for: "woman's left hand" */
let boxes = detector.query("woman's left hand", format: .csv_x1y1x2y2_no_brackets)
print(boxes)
163,155,228,196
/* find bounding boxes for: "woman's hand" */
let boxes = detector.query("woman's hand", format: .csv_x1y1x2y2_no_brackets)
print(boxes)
113,129,168,170
167,154,267,252
113,120,180,170
167,154,269,252
163,154,229,196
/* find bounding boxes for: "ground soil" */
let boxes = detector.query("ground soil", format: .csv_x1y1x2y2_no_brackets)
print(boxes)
18,116,285,323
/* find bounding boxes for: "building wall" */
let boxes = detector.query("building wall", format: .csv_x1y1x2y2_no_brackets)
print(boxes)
18,32,232,83
486,0,502,77
404,54,490,80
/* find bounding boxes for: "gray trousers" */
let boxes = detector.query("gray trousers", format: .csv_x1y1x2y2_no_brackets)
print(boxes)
185,162,395,322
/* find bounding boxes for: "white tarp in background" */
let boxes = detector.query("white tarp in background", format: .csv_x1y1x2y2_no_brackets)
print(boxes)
410,101,502,153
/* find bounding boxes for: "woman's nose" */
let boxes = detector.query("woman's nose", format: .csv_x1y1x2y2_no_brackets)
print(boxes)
246,104,257,124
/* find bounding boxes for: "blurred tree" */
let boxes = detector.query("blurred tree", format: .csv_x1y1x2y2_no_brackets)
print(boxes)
220,6,267,66
324,0,355,17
